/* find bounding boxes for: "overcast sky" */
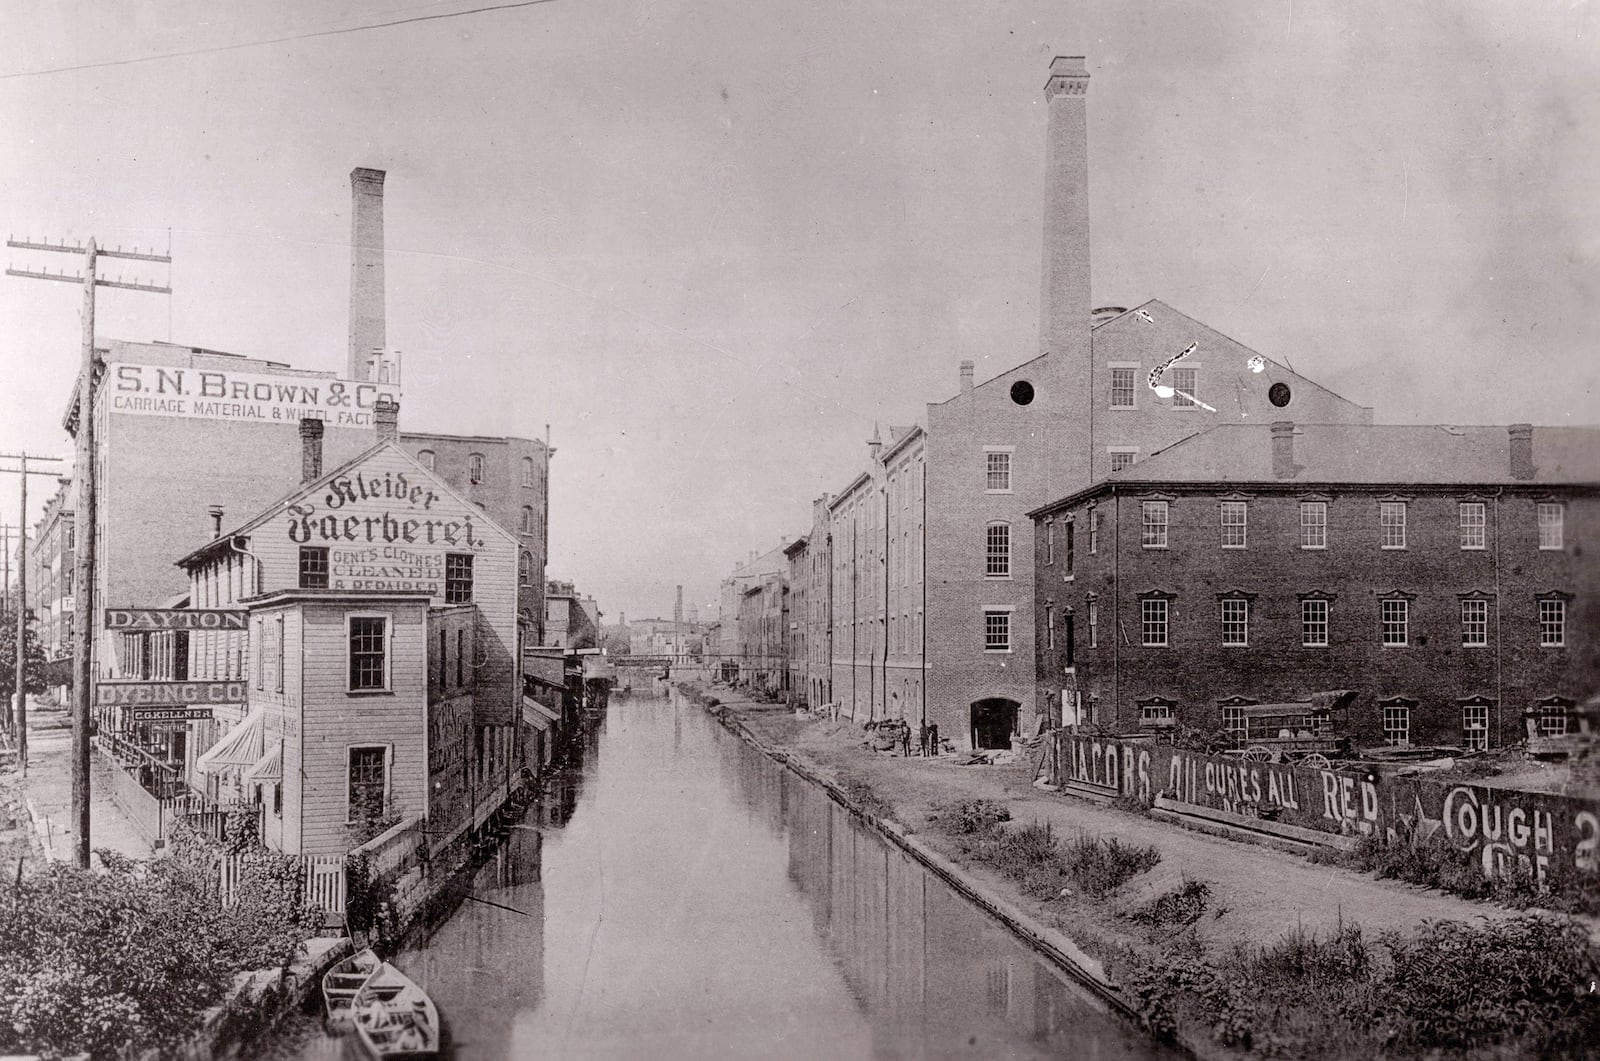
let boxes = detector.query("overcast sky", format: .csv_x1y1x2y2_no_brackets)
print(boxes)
2,0,1596,622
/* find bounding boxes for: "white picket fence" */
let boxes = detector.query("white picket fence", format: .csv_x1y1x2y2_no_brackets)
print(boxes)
218,851,348,923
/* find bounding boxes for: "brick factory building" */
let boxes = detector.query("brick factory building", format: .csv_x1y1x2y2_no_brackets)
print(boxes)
785,57,1370,750
1029,422,1600,750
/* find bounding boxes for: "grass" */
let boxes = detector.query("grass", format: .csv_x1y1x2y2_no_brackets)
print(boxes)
1324,833,1600,916
926,798,1011,835
942,817,1162,901
1121,915,1600,1059
839,777,895,822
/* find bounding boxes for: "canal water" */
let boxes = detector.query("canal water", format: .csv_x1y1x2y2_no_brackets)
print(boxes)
306,689,1174,1059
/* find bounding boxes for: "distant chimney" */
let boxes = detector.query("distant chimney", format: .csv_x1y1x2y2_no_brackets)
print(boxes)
299,417,325,483
207,505,224,539
1509,423,1534,480
960,360,974,394
374,397,399,443
349,167,387,381
1271,421,1297,479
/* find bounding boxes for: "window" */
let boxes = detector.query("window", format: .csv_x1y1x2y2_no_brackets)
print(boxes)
1045,521,1055,566
1539,700,1570,738
1220,598,1249,646
1139,700,1175,727
1301,599,1329,647
1381,599,1409,646
522,456,536,487
985,523,1011,578
1301,502,1327,550
1380,501,1407,549
445,553,474,604
1110,367,1136,408
1382,703,1411,747
1462,703,1490,751
348,616,389,691
1088,599,1098,648
456,628,466,687
1045,605,1055,649
1109,449,1137,473
1063,614,1075,668
1220,501,1248,549
417,449,436,472
1538,503,1564,550
272,615,284,693
983,609,1012,652
985,451,1012,492
521,506,535,534
1221,704,1248,747
1064,521,1075,576
1171,366,1198,408
1461,599,1488,647
348,747,387,823
1141,501,1169,548
519,552,532,586
1460,503,1486,550
1088,509,1098,554
1538,598,1566,647
298,546,329,590
1141,598,1169,647
468,453,486,484
273,783,282,816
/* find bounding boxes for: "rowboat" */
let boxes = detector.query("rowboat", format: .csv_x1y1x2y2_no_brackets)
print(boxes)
350,962,441,1058
322,948,381,1031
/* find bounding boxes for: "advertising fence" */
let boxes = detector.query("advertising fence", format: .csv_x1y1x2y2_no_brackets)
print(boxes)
1048,731,1600,882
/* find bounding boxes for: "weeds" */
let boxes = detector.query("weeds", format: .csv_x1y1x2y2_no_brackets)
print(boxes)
961,821,1162,901
1332,834,1600,916
927,798,1011,835
840,777,895,821
1130,878,1211,927
1059,834,1162,897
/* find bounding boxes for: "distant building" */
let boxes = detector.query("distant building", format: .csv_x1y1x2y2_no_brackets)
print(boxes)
736,573,788,695
1030,422,1600,750
715,546,786,678
25,477,74,696
545,580,600,650
784,536,809,706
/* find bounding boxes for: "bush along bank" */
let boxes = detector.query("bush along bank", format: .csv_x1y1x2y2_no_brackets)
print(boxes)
921,798,1600,1060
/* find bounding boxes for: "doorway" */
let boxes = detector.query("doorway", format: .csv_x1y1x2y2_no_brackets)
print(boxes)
970,698,1020,750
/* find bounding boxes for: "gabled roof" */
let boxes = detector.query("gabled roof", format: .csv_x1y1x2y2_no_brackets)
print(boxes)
175,439,520,568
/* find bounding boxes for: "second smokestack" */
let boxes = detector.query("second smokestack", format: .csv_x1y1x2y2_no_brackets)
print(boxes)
349,167,387,381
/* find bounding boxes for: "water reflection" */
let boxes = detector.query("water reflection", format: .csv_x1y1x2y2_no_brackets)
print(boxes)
393,691,1169,1060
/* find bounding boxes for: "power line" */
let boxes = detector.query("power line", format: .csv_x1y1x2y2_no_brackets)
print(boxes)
0,0,561,82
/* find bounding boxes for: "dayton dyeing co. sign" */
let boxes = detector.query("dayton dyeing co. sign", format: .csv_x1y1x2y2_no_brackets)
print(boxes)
107,363,400,428
288,468,486,593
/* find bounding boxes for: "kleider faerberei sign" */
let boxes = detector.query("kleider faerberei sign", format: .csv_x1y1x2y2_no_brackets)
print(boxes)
105,608,246,631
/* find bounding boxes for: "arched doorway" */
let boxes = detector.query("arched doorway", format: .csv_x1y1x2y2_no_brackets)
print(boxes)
971,698,1020,750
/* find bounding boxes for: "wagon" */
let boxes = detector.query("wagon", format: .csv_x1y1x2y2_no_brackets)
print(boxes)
1233,690,1357,766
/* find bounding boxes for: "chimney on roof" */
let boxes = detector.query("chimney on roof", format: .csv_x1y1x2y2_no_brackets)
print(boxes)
1509,423,1534,480
868,422,883,461
374,397,399,443
349,167,387,382
207,505,224,539
1271,421,1297,479
299,417,325,483
960,360,974,395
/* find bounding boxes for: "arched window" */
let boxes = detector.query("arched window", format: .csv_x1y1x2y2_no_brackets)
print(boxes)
519,552,532,586
468,453,485,484
522,456,536,487
417,449,435,472
985,521,1010,578
520,506,535,534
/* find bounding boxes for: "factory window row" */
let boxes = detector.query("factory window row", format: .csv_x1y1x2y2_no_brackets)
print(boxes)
1130,499,1565,552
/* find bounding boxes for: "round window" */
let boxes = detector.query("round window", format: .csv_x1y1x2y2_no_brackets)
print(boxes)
1268,382,1292,408
1010,380,1035,406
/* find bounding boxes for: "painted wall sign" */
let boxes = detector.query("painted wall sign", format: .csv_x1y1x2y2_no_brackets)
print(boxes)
329,546,445,594
105,608,246,631
107,363,399,428
95,680,247,707
127,706,216,723
1051,733,1600,883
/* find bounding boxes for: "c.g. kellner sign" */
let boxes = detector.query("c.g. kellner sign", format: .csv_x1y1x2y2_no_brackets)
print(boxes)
288,468,485,593
107,363,400,428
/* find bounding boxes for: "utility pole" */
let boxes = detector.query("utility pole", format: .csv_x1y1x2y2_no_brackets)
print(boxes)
0,453,65,772
7,235,171,867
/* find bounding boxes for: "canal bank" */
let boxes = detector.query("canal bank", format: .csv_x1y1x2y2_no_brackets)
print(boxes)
685,683,1600,1060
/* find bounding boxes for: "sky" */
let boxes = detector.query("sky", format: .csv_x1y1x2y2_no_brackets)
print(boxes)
1,0,1597,622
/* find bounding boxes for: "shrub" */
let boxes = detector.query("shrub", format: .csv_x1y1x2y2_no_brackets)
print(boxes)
969,824,1161,901
1131,878,1211,927
1059,834,1161,897
927,798,1011,835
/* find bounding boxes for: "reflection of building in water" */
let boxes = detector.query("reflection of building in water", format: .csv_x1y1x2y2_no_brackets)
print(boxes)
404,823,545,1060
731,744,1161,1058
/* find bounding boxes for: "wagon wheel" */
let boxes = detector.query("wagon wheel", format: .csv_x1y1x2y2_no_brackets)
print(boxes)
1298,752,1331,770
1241,745,1275,763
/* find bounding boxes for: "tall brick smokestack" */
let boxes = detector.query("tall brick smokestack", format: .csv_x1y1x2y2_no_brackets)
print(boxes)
349,167,387,381
1040,56,1094,495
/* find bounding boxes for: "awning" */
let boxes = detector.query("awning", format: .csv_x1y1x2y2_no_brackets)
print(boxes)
196,708,267,774
523,696,561,723
522,706,551,732
243,741,282,783
525,673,566,692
